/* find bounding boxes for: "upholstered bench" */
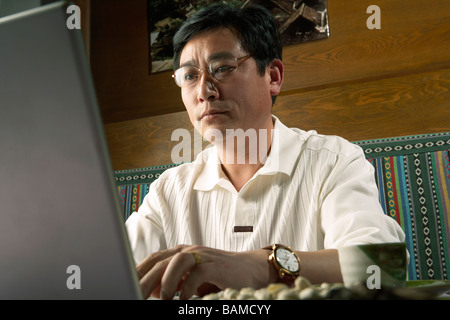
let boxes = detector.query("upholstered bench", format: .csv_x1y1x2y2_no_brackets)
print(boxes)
114,132,450,281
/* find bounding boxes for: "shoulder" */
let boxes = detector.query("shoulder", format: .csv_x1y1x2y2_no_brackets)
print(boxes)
291,128,364,158
151,146,214,188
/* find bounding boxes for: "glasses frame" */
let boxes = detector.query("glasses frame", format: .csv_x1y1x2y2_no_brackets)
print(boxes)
172,55,251,88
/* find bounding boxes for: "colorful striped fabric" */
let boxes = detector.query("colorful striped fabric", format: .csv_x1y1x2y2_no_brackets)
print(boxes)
354,133,450,281
368,152,450,280
114,164,179,220
114,132,450,281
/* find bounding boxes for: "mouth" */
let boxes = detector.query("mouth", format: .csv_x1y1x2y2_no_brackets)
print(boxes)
200,109,227,120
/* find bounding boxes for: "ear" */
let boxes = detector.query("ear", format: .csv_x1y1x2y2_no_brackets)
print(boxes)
268,59,284,96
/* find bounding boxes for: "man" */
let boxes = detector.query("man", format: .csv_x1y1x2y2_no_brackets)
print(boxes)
125,4,405,300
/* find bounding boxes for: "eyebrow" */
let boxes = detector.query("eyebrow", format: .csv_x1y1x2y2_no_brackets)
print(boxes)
179,51,236,68
179,60,197,68
208,51,235,61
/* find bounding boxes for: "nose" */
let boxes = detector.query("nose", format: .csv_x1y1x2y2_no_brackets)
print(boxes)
197,72,219,103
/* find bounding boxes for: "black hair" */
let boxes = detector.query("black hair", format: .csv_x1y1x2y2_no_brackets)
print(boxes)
172,4,282,76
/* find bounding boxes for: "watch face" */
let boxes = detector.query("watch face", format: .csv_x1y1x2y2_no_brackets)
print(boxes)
276,248,299,272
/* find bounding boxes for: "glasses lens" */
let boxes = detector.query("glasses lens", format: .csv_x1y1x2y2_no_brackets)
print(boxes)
174,56,248,87
174,66,199,87
209,59,237,80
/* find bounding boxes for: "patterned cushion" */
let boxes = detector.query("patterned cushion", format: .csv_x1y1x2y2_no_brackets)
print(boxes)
114,164,180,220
114,132,450,281
354,133,450,281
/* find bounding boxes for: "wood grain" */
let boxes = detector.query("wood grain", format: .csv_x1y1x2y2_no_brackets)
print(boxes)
281,0,450,91
274,68,450,142
105,111,195,170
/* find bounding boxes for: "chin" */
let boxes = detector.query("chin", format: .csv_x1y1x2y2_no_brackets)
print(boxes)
201,126,227,144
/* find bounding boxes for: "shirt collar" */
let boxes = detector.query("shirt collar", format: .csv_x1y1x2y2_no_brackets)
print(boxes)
193,146,232,192
258,115,303,177
193,116,303,191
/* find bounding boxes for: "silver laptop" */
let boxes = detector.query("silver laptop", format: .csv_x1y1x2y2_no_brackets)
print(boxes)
0,1,142,299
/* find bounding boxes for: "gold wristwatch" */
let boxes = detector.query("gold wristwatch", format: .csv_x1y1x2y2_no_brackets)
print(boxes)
266,244,301,284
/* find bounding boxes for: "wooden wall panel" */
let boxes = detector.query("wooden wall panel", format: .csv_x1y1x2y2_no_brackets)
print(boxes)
105,111,193,170
274,68,450,141
90,0,183,124
282,0,450,92
93,0,450,170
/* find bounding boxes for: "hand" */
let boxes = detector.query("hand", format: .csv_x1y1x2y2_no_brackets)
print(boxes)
136,244,277,300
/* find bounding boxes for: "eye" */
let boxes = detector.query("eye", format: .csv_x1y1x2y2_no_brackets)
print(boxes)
184,73,197,81
210,59,237,77
182,67,199,83
214,64,235,74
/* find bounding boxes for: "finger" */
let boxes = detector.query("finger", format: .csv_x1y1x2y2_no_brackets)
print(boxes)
140,257,172,299
136,245,185,280
160,251,201,299
179,264,217,300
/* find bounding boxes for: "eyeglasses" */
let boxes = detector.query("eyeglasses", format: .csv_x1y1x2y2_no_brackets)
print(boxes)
172,55,251,88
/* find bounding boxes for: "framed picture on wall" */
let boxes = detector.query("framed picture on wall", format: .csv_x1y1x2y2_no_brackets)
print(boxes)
148,0,329,73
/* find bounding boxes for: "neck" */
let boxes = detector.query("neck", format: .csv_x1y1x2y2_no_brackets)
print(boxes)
215,120,274,192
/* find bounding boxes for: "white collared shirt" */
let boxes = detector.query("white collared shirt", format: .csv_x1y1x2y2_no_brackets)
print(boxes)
125,117,405,264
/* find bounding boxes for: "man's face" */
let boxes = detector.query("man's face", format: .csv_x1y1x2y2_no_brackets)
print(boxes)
178,28,276,142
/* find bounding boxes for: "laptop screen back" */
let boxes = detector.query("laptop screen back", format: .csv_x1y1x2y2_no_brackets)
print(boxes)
0,1,142,299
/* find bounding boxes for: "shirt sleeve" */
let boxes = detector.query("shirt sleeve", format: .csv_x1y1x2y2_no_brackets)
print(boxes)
319,144,406,249
125,181,167,265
